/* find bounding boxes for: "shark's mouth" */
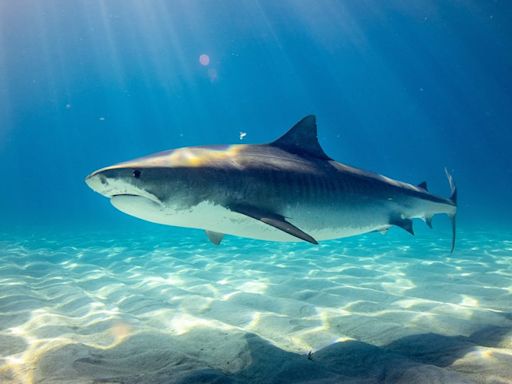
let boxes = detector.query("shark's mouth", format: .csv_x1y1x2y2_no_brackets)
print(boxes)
112,193,144,198
110,194,164,218
111,192,162,205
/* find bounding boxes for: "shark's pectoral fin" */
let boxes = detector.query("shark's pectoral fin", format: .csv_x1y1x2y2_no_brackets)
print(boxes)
228,204,318,244
205,230,224,245
390,217,414,235
260,217,319,244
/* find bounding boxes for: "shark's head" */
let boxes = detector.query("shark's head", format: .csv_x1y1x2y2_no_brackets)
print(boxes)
85,149,195,223
85,145,245,224
86,163,162,204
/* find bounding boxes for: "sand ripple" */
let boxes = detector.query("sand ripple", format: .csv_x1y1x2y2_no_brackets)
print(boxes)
0,229,511,383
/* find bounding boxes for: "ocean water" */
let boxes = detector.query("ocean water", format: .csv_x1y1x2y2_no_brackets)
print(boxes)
1,1,511,383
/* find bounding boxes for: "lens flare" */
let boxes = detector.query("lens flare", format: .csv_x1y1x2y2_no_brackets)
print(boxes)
199,54,210,66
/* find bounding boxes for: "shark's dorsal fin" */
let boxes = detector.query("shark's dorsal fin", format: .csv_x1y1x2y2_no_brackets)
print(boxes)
271,115,331,159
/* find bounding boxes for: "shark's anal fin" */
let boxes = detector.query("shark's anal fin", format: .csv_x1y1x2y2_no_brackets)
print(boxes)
390,217,414,235
205,230,224,245
229,204,318,244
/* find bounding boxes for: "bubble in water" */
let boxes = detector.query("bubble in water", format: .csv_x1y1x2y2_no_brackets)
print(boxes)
208,68,218,82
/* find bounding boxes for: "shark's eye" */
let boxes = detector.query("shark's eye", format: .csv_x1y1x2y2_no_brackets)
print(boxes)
133,169,141,179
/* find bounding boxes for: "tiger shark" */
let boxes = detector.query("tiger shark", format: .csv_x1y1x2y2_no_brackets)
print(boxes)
85,115,457,251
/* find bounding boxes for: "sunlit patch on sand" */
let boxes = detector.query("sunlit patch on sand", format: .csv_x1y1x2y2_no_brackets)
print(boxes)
460,294,479,307
0,230,511,382
167,313,234,336
109,321,132,343
238,280,268,294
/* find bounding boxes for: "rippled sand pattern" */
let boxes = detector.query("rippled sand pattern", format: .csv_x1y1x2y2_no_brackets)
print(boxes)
0,230,511,383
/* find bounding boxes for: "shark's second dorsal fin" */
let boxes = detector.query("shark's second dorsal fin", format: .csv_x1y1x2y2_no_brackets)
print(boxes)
271,115,331,159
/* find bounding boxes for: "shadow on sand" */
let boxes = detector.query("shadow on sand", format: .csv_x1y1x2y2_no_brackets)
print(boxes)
28,324,512,384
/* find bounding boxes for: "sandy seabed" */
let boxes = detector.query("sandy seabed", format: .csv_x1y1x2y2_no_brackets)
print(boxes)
0,229,511,384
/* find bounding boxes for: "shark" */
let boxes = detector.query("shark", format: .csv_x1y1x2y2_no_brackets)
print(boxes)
85,115,457,251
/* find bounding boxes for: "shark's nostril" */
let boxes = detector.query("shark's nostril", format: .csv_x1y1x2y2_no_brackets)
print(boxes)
100,176,108,186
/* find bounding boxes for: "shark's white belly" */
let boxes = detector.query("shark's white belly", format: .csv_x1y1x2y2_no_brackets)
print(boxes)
111,195,378,242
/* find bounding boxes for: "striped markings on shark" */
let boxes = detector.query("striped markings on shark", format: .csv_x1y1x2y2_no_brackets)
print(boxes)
86,115,457,252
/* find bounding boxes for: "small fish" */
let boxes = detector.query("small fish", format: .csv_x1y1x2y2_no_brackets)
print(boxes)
85,115,457,251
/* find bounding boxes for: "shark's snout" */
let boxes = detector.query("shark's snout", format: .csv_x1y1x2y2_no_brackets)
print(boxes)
85,171,112,196
85,172,100,192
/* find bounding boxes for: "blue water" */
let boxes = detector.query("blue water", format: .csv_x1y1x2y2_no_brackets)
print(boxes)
1,2,511,383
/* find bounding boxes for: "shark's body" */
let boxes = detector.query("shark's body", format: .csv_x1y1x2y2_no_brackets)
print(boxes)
86,116,457,250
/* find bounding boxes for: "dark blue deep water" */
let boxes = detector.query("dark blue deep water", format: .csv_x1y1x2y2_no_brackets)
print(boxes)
0,2,511,383
1,0,511,230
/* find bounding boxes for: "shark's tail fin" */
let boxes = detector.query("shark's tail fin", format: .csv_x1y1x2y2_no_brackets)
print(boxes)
445,168,457,253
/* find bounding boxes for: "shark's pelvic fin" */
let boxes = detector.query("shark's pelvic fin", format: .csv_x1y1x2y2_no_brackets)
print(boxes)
390,217,414,235
425,216,433,229
417,181,428,191
228,204,318,244
205,230,224,245
271,115,331,160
